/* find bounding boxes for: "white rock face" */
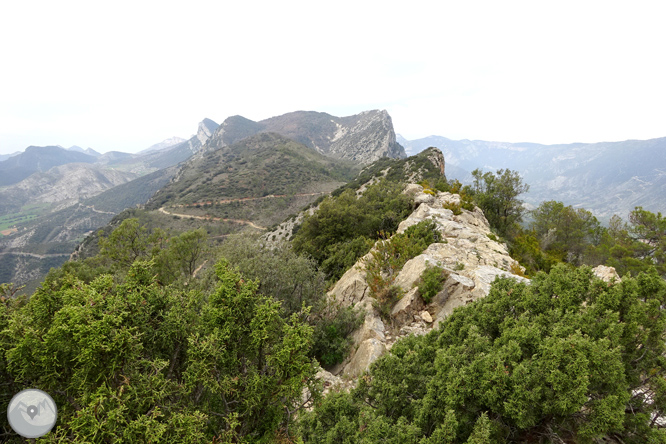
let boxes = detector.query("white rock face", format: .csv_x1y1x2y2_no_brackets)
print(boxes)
328,110,406,163
592,265,621,283
343,338,386,378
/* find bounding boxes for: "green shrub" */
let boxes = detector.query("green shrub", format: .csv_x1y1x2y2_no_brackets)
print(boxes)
417,264,448,303
443,201,462,215
311,305,364,367
364,219,441,314
292,179,413,280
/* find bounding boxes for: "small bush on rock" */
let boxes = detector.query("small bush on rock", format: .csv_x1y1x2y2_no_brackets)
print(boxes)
418,264,448,303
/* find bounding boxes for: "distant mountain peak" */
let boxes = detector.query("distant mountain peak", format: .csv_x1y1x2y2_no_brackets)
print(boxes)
140,137,187,155
204,109,405,164
197,118,219,145
0,146,98,186
65,146,100,157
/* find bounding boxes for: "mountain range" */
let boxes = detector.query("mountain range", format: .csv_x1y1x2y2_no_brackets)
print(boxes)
398,134,666,220
1,108,664,290
0,146,98,186
0,109,403,289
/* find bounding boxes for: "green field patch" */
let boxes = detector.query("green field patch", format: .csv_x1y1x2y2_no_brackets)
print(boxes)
0,203,55,232
0,213,38,231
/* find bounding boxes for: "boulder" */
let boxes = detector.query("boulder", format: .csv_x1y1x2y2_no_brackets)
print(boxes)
403,183,423,196
431,273,475,307
343,338,386,378
414,192,436,205
352,300,386,343
470,265,530,299
394,254,437,292
592,265,621,283
391,287,424,325
328,264,369,307
431,274,477,327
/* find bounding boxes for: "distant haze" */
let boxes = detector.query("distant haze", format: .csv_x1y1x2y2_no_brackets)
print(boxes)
1,1,664,154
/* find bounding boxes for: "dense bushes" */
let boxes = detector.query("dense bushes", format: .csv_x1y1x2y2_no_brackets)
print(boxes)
292,179,414,281
299,264,666,443
216,234,363,368
1,259,317,443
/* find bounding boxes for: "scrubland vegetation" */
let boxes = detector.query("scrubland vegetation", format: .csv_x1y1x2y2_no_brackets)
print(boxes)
2,157,666,443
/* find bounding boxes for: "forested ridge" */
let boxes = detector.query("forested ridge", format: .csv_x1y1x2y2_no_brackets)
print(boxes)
2,151,666,442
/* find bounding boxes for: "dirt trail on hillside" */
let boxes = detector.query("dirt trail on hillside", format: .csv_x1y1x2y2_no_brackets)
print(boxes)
174,192,326,208
158,208,266,230
0,251,70,259
80,204,116,215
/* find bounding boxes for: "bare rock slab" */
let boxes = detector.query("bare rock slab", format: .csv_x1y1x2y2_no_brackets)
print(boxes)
343,338,386,378
592,265,621,283
391,287,424,325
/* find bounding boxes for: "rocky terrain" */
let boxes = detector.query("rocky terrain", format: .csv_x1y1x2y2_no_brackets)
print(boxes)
107,118,219,173
316,184,621,391
138,136,188,154
206,110,406,164
319,184,529,385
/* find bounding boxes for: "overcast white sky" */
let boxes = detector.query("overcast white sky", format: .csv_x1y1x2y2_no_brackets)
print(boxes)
1,1,664,155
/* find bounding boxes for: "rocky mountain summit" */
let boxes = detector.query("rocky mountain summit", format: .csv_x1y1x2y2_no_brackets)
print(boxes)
139,137,187,154
206,110,406,164
321,184,530,383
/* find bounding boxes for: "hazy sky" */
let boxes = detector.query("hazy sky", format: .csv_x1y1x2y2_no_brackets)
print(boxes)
1,1,664,155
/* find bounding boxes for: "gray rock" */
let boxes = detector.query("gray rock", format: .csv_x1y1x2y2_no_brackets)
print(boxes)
471,265,530,298
353,301,386,343
343,338,386,378
592,265,621,283
391,288,424,325
414,193,436,205
394,255,438,292
327,260,370,307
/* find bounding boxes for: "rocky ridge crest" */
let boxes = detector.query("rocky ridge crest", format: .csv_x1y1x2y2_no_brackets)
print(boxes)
321,184,531,386
319,185,623,391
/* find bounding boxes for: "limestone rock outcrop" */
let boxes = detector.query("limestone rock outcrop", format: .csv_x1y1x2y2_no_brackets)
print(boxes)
592,265,621,283
327,184,530,381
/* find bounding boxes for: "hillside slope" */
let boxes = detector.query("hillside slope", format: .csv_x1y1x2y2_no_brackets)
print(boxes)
147,132,358,210
0,146,98,186
0,163,138,216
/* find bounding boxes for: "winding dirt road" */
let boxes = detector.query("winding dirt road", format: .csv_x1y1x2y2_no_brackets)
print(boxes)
158,207,267,230
174,192,326,208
